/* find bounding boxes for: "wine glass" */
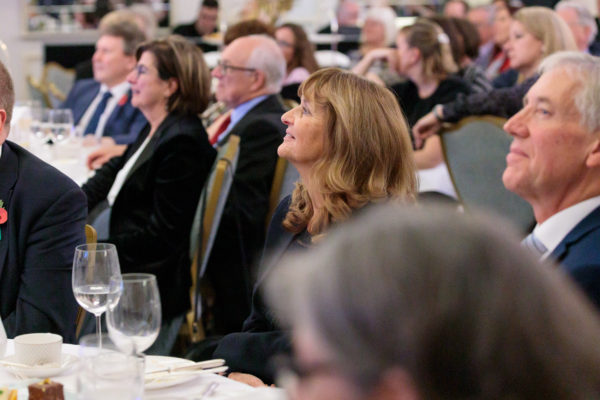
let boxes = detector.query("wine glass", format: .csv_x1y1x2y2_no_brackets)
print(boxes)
72,243,122,347
49,108,74,144
0,315,6,358
106,273,161,354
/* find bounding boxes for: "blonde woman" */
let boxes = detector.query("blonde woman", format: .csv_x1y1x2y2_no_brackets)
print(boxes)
210,68,417,385
493,6,577,88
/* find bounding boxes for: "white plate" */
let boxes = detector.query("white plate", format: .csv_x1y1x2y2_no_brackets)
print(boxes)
144,355,198,390
0,354,78,378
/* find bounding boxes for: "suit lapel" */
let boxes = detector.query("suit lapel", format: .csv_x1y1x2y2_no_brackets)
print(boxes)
122,113,177,183
73,83,100,124
551,205,600,261
0,143,19,280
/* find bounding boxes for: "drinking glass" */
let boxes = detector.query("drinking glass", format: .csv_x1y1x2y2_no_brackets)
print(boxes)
78,334,144,400
30,107,51,145
0,315,6,358
107,273,161,354
49,108,74,144
72,243,122,346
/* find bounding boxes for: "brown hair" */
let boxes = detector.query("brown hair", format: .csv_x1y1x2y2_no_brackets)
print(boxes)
223,19,275,45
282,68,417,236
100,20,147,55
277,23,319,74
136,35,211,115
0,61,14,133
400,19,458,80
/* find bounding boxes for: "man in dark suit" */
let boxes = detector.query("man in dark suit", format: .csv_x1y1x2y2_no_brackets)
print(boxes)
0,61,87,342
62,21,147,145
503,51,600,307
172,0,220,53
203,35,287,334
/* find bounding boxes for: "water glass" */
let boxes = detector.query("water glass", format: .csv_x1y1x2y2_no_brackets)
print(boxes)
49,108,74,144
72,243,122,345
78,334,144,400
107,273,161,354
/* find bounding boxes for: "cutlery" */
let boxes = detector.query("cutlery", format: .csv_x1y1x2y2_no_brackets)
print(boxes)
145,366,228,381
146,359,225,375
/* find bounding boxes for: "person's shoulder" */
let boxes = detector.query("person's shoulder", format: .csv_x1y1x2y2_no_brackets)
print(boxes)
439,75,470,94
7,142,83,199
70,78,98,93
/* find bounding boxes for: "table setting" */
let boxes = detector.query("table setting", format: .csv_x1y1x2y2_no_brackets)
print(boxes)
0,242,286,400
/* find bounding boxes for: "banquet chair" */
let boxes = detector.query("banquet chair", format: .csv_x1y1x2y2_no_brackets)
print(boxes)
266,157,299,227
43,62,75,100
441,115,535,233
184,134,241,344
75,225,98,339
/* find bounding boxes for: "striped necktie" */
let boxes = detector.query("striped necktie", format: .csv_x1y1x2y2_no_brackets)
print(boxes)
85,91,112,135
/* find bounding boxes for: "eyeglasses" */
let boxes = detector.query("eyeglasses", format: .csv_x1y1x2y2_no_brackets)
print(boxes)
132,64,150,77
216,61,256,75
276,40,294,48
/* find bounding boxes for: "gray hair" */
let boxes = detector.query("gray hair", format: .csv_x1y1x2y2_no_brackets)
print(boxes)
470,4,495,25
266,204,600,397
363,7,398,46
555,1,598,45
245,35,286,94
539,51,600,133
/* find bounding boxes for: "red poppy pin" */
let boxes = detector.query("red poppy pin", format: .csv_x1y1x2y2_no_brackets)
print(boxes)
0,200,7,240
118,94,128,106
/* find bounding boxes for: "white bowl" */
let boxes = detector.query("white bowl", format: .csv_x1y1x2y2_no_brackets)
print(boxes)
14,333,62,366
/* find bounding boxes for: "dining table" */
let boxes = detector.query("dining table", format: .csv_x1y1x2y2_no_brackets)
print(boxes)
0,339,287,400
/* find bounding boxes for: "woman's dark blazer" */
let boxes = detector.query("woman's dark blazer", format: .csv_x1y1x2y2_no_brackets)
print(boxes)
82,113,216,320
212,195,296,383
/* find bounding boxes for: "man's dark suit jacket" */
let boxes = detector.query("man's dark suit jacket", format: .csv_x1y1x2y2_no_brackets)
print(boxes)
0,141,86,342
82,113,216,321
205,94,285,334
62,79,147,145
551,205,600,308
213,195,296,383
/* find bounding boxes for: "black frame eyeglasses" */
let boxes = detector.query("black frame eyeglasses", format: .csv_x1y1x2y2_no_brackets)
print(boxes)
216,61,256,75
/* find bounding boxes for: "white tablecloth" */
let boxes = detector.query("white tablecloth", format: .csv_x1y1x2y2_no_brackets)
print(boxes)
0,340,286,400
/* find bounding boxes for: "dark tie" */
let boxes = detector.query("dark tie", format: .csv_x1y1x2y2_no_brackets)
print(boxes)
210,114,231,146
522,233,548,258
85,91,112,135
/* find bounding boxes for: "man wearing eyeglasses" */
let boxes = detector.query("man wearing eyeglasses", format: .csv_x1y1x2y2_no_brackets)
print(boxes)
203,35,287,335
63,20,147,145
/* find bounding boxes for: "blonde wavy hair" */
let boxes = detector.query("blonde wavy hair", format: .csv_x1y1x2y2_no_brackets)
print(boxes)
400,19,458,80
514,7,577,58
282,68,417,236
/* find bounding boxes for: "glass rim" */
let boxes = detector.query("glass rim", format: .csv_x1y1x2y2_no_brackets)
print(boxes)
75,243,117,252
116,273,157,283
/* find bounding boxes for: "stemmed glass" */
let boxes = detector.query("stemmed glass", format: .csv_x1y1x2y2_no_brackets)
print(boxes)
72,243,122,346
49,109,74,144
106,273,161,355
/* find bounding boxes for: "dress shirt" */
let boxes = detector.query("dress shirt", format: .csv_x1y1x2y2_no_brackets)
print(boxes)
106,132,153,206
215,95,269,145
77,81,130,138
533,195,600,259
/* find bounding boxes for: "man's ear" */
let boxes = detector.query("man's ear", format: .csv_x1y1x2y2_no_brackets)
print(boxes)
250,70,266,92
125,55,137,72
0,109,7,137
586,136,600,168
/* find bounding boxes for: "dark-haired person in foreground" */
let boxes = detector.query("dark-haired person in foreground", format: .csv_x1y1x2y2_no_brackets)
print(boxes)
0,61,86,342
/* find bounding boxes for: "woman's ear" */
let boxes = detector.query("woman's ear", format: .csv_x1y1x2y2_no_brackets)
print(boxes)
166,77,179,97
370,368,420,400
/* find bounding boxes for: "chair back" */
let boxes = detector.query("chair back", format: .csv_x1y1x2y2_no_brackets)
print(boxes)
75,224,98,339
44,62,75,100
441,116,535,232
266,157,299,227
186,134,241,342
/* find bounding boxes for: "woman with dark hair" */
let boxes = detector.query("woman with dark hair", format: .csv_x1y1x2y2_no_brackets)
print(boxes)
82,35,216,354
267,204,600,399
276,23,319,86
211,68,417,385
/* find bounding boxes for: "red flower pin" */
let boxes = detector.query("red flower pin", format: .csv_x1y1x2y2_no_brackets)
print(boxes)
118,94,128,106
0,200,7,240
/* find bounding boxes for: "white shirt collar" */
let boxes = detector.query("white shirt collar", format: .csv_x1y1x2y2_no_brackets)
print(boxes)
534,195,600,257
101,81,130,101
